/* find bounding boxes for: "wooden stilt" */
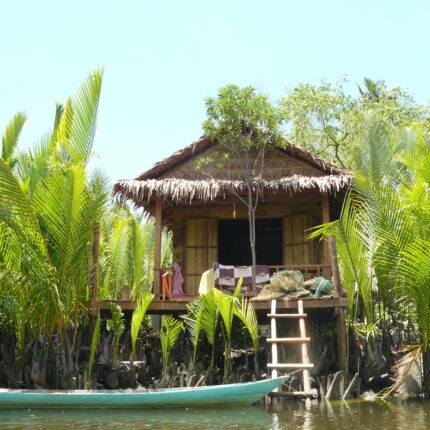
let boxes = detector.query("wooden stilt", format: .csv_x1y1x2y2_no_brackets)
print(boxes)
329,237,348,373
153,197,162,298
321,194,331,279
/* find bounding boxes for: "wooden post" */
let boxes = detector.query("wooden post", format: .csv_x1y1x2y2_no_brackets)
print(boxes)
153,197,162,298
329,237,342,298
329,237,348,373
121,285,131,301
321,194,331,278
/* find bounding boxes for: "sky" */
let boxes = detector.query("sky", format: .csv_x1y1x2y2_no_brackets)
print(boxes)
1,0,429,183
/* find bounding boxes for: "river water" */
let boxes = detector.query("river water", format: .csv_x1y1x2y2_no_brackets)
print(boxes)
0,399,429,429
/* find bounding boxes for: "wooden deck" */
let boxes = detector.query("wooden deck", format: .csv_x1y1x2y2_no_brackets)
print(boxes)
88,297,348,314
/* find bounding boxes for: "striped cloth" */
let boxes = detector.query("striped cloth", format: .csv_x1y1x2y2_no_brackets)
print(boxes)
214,263,270,287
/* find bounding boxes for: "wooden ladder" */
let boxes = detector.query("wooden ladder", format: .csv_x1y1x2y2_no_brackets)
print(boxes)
267,299,314,398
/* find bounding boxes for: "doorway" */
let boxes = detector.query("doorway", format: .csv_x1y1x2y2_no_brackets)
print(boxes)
218,218,283,266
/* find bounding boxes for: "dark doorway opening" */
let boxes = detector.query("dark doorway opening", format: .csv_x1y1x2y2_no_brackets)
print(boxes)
218,218,283,266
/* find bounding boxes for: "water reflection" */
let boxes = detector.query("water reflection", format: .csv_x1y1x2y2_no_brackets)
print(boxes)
0,399,429,429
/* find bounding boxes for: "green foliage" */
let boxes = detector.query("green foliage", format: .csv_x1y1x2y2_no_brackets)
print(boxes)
180,278,261,376
181,297,206,370
281,78,429,168
106,303,125,366
401,240,430,350
88,311,101,385
203,85,284,151
1,112,27,168
130,292,154,357
0,70,172,388
199,291,220,369
212,288,240,376
353,321,382,343
99,207,171,300
0,70,106,342
160,315,183,383
202,85,284,289
309,196,373,321
311,114,430,390
235,298,259,354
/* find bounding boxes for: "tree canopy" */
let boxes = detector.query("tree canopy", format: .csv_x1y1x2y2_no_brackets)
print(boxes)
281,78,429,168
201,85,284,287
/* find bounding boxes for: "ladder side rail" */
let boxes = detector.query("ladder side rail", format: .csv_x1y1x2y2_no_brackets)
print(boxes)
270,299,278,390
298,300,311,394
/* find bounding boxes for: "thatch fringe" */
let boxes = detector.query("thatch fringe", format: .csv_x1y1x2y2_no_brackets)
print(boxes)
114,175,351,206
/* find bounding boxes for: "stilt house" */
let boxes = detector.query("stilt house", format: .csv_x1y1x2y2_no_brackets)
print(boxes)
114,137,350,302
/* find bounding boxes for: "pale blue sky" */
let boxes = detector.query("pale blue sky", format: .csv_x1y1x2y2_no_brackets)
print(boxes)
1,0,429,182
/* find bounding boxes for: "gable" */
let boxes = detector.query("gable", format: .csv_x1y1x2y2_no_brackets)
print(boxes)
160,145,325,180
135,137,346,181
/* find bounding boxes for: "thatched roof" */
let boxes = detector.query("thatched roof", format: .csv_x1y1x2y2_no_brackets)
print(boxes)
135,137,345,180
114,137,351,207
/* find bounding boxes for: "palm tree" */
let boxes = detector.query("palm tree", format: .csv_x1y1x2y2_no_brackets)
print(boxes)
0,70,105,387
98,206,172,300
311,114,430,393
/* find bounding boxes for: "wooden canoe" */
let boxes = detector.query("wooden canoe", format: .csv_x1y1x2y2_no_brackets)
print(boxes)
0,377,287,408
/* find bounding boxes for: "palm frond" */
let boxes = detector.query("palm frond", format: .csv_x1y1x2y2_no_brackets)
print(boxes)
1,112,27,166
130,292,154,355
67,69,103,165
88,310,101,384
107,303,125,365
160,315,183,383
181,298,205,368
401,240,430,349
235,299,259,353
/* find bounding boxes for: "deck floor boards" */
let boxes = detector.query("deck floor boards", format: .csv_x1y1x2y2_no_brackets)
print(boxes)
88,297,347,313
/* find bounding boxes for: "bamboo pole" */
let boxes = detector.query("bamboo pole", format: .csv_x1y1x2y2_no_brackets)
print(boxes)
325,370,342,400
342,372,359,399
321,194,331,279
153,197,162,298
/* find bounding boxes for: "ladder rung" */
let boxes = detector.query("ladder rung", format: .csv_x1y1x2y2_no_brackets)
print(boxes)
268,363,314,369
267,337,310,343
270,391,313,398
267,313,307,318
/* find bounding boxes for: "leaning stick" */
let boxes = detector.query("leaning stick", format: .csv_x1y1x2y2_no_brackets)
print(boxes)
325,371,342,400
342,372,359,400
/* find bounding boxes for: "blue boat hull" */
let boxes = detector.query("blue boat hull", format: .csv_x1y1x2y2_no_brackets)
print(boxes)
0,377,287,408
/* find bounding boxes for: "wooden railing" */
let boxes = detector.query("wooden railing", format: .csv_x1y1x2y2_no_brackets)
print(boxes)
268,264,332,281
159,264,333,300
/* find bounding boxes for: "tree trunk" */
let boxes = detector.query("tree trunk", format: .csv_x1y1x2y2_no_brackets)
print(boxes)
247,186,257,291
